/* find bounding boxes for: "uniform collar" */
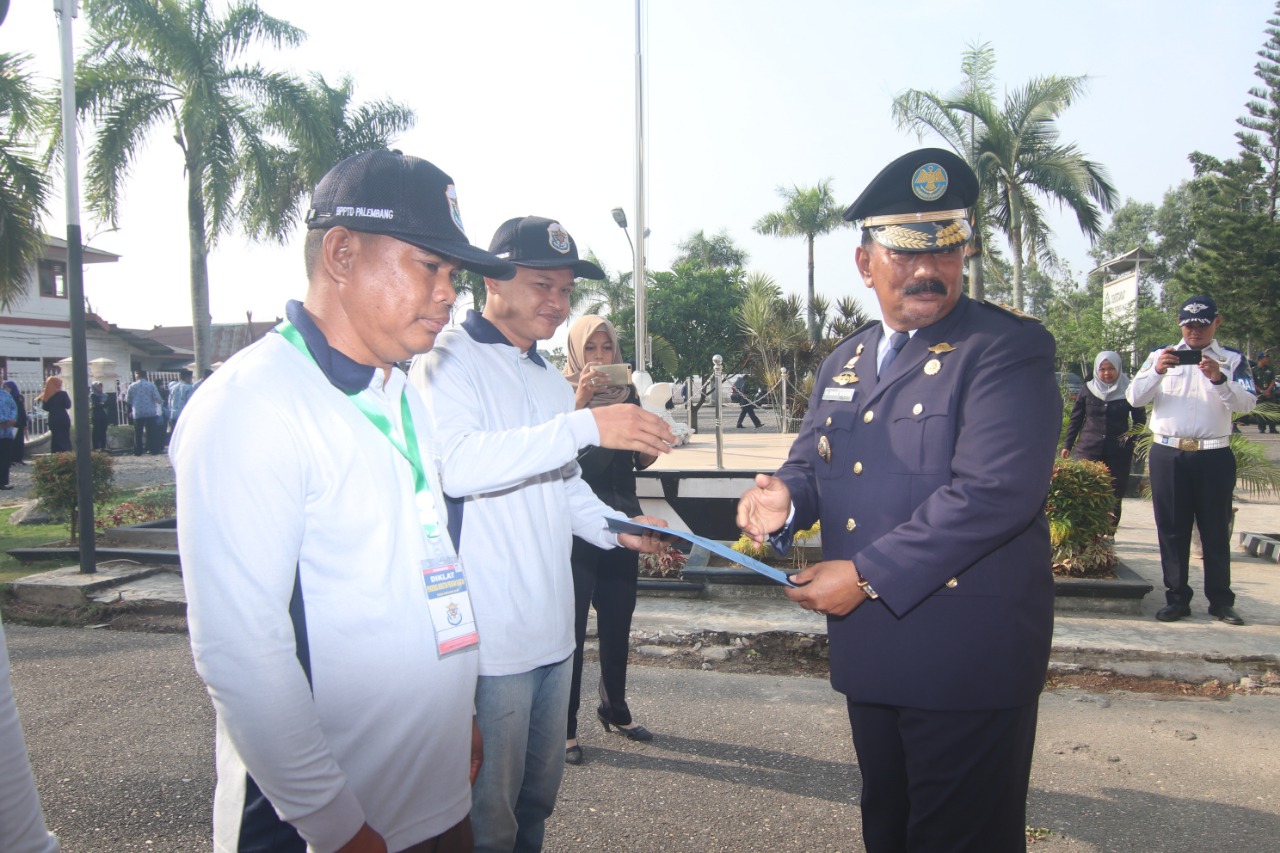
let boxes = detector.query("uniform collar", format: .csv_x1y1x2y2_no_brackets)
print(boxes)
462,309,546,368
283,300,378,394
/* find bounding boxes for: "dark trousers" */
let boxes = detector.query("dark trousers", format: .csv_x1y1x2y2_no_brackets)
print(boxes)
567,539,639,739
134,416,163,454
1101,448,1133,528
1148,443,1236,607
737,403,761,428
92,417,108,451
847,699,1040,853
399,814,473,853
0,437,10,486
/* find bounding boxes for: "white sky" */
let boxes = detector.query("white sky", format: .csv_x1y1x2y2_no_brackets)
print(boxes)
3,0,1274,353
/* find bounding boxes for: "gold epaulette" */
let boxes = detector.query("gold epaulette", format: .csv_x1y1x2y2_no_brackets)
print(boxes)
980,299,1042,323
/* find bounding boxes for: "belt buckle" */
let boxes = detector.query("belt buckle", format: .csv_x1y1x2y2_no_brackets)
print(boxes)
1178,438,1200,452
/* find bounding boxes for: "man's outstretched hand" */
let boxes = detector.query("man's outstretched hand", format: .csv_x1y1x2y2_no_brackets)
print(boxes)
736,473,792,544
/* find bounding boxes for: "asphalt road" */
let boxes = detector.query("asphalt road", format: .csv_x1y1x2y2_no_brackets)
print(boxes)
6,625,1279,852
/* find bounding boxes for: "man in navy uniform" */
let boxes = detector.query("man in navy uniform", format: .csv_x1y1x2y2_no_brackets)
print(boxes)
1127,296,1256,625
738,148,1061,853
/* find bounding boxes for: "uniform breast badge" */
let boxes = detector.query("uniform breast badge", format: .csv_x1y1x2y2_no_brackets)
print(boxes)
818,434,831,463
834,371,858,385
924,342,956,375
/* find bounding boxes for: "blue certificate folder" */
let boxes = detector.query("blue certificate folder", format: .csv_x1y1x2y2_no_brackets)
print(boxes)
605,517,797,588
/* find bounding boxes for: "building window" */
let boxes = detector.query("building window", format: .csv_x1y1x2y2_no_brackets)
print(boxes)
39,260,67,299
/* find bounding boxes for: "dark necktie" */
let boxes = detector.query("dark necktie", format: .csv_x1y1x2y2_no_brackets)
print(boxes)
880,331,909,374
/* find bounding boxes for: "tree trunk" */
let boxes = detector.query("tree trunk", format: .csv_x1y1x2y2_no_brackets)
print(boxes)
186,156,213,375
1009,191,1025,312
967,245,984,301
806,235,818,345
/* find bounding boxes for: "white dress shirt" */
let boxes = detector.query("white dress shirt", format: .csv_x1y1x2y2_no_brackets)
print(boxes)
1126,339,1256,439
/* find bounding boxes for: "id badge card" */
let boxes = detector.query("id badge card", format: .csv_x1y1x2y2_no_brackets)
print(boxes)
421,555,480,658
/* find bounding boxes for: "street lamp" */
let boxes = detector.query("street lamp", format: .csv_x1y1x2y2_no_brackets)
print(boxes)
611,208,647,377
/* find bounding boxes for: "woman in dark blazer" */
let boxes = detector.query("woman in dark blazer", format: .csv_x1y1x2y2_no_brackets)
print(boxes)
1062,350,1147,527
561,316,658,766
38,376,73,453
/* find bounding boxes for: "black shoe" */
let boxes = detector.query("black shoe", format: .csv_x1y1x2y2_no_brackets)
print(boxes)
597,711,653,742
1208,604,1245,626
565,744,583,765
1156,604,1191,622
0,484,12,490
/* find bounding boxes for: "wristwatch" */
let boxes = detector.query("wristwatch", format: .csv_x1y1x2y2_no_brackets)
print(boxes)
854,567,879,599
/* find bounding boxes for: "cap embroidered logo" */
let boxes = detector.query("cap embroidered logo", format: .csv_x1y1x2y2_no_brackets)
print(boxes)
911,163,948,201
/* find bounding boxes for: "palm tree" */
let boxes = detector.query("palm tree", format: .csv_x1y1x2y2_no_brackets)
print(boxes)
0,52,51,307
753,180,846,345
674,229,749,269
241,72,415,241
893,42,1118,311
572,251,635,319
74,0,321,373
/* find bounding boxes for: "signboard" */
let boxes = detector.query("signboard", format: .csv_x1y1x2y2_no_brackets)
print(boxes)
1103,271,1138,329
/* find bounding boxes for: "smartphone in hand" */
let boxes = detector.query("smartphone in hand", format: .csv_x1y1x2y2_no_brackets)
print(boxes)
1174,349,1203,365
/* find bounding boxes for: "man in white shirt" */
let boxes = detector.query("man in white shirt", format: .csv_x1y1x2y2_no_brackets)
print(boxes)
1127,295,1256,625
173,150,516,853
412,215,673,853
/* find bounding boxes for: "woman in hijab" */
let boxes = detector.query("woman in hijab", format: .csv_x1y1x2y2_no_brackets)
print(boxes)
561,315,658,766
1062,351,1147,527
38,376,73,453
2,381,26,465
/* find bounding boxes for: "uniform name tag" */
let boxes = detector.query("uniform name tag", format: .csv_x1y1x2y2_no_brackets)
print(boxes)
422,557,479,658
822,387,855,402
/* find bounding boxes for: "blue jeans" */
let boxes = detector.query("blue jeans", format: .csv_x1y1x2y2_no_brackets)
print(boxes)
472,656,572,853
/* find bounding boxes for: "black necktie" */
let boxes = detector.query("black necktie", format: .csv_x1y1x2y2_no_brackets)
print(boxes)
880,331,909,374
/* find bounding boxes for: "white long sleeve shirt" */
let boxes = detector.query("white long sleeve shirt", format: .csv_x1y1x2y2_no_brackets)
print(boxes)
0,618,60,853
172,302,477,853
1127,339,1256,438
411,311,623,678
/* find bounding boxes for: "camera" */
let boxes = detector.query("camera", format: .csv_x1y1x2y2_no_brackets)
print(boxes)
595,363,633,387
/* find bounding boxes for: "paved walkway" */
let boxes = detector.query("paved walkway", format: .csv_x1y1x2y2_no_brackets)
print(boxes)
10,433,1280,682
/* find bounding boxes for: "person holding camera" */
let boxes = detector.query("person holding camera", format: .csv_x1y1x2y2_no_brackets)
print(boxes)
560,315,658,767
1127,295,1256,625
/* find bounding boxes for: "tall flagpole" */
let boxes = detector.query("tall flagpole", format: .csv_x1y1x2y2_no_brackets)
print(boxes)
631,0,649,388
57,0,96,572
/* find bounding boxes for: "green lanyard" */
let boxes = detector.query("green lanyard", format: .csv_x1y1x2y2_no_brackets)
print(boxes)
276,321,441,540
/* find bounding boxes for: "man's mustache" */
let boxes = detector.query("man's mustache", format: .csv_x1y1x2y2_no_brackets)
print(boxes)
903,280,948,297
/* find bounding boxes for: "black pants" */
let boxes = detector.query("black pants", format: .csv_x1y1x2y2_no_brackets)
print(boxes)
567,539,639,739
737,403,761,428
1100,447,1133,528
847,699,1040,853
92,416,108,451
1148,443,1235,607
134,416,163,454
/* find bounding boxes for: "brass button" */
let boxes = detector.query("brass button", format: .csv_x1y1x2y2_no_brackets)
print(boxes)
825,416,832,426
912,403,923,415
863,410,874,424
945,577,958,588
853,461,863,475
846,518,857,531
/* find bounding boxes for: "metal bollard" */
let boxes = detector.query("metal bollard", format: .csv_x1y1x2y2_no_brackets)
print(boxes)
713,354,724,470
780,367,788,434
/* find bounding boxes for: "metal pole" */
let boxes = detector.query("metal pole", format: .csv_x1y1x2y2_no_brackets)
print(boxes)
780,367,789,434
712,354,723,470
57,0,96,572
632,0,648,381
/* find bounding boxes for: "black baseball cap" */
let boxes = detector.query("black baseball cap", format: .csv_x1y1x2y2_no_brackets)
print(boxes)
844,148,978,253
487,216,605,279
1178,295,1218,326
306,150,516,280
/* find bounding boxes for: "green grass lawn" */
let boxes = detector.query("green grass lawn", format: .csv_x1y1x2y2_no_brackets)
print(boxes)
0,507,77,583
0,488,175,584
